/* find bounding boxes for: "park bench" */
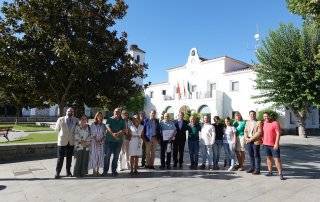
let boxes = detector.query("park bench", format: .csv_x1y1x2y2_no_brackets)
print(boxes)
0,126,13,142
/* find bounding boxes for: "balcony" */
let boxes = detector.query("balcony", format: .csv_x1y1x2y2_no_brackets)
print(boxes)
162,91,215,101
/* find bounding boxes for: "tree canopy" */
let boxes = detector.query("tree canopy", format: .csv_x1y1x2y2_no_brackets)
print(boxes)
0,0,146,116
255,23,320,137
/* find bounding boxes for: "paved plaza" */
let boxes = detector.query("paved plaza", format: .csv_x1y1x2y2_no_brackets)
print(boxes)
0,135,319,202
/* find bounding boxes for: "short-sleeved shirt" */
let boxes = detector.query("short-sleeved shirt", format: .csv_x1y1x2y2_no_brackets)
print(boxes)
263,121,280,146
187,124,201,141
106,117,126,143
233,120,246,137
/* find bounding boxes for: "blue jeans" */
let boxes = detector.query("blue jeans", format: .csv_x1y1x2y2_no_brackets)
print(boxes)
188,140,199,167
223,143,235,167
201,144,213,166
246,143,261,171
104,141,122,174
212,140,223,167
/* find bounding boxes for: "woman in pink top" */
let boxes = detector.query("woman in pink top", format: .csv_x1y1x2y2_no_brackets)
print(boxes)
262,112,285,180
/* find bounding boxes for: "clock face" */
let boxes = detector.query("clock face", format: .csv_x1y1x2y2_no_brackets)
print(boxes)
191,50,195,56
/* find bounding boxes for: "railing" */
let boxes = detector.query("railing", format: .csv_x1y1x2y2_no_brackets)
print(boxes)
162,91,215,101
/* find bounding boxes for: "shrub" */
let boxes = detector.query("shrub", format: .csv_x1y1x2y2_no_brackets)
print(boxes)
257,109,279,121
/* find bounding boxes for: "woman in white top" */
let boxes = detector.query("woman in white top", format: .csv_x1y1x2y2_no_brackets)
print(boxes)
128,115,144,175
73,115,91,177
223,117,236,171
200,115,216,170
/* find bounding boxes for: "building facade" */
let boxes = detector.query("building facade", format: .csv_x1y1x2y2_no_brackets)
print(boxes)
144,48,319,131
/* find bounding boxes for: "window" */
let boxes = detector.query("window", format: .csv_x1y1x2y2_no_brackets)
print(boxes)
209,83,216,97
231,81,239,91
162,90,166,95
191,85,197,92
136,55,140,63
150,91,154,98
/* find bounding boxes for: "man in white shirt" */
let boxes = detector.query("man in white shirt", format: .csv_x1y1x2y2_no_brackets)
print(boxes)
54,107,78,179
199,115,216,170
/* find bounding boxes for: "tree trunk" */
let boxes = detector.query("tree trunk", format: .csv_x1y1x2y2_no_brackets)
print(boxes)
15,107,20,125
59,103,65,117
295,110,307,138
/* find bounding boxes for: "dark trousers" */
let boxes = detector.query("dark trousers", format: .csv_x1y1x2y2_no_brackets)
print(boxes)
160,141,172,167
246,143,261,171
188,140,199,167
141,142,146,166
173,140,185,166
56,143,74,175
104,141,122,174
73,149,89,177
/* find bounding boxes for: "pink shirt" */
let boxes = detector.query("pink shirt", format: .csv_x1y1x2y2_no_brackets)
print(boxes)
263,121,280,146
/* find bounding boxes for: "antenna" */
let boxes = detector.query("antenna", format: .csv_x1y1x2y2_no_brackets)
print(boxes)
254,24,260,52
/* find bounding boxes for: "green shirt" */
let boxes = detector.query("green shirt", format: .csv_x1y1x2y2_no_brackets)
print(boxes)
106,117,126,142
233,120,246,137
187,124,201,141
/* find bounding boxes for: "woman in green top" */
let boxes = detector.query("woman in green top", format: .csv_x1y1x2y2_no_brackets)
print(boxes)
187,115,201,170
233,112,246,171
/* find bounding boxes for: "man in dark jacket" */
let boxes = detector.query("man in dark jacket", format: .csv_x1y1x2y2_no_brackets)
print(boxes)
173,111,188,168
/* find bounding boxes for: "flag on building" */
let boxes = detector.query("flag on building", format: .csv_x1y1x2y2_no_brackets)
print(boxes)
187,82,191,94
183,82,186,97
176,82,181,99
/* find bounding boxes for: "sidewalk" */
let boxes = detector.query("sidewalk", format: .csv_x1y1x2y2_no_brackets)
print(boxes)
0,135,319,202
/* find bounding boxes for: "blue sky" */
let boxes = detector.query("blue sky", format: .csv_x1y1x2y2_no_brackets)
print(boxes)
0,0,303,84
116,0,303,84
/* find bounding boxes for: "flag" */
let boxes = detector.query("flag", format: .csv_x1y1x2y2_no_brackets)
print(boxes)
176,82,181,99
183,82,186,97
187,82,191,94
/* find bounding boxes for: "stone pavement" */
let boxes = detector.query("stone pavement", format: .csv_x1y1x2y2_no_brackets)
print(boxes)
0,135,319,202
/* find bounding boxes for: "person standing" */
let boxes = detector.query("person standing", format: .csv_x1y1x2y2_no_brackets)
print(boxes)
199,115,216,170
89,112,106,176
103,108,126,176
128,115,144,175
173,111,188,169
223,117,236,172
143,110,161,169
119,110,131,171
139,111,147,167
244,110,262,175
73,115,91,178
159,113,176,170
212,116,224,170
187,115,201,170
233,112,246,171
262,112,285,180
54,107,78,179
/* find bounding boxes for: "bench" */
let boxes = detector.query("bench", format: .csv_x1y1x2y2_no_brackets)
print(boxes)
0,127,13,142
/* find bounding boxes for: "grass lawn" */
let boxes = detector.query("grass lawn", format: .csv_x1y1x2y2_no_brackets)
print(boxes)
0,132,57,144
0,124,53,132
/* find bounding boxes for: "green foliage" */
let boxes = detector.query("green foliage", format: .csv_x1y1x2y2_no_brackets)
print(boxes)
184,110,200,123
0,0,147,116
254,23,320,136
257,109,279,121
286,0,320,24
123,92,145,114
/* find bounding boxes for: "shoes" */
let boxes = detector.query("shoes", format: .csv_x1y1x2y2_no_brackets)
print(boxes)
279,174,285,180
66,173,73,177
223,160,227,168
173,164,177,168
179,164,183,169
246,169,254,173
54,174,61,179
237,167,245,171
227,166,234,172
189,165,194,169
134,170,139,175
265,172,273,177
234,164,240,170
130,171,134,176
167,166,171,170
213,165,219,170
159,166,165,170
111,172,119,177
252,170,261,175
199,164,206,170
149,166,155,169
208,165,213,171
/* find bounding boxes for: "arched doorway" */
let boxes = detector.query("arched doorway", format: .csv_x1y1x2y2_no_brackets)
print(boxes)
198,105,211,122
164,106,174,120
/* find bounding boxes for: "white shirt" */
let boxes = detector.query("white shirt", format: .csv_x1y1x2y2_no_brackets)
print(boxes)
200,123,216,145
224,126,236,144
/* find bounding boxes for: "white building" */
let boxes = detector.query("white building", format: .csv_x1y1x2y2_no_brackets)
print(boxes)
144,48,319,132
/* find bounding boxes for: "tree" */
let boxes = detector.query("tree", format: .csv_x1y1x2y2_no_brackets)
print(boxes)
123,92,145,114
286,0,320,24
257,109,279,122
0,0,146,116
255,23,320,138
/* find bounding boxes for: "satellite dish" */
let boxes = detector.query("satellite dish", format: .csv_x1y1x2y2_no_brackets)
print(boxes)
254,33,260,41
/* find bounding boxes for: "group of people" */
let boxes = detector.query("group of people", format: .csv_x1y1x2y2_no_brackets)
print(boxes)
54,107,285,180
